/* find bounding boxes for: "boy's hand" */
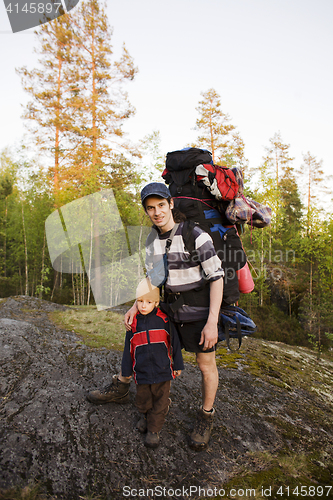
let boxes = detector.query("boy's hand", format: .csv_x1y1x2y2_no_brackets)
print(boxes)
173,370,182,377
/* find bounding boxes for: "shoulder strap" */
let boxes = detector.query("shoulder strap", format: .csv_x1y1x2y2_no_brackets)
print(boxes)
165,223,179,255
182,220,197,255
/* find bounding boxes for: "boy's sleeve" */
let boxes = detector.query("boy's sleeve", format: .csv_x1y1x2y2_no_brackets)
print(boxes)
121,331,133,377
170,322,184,371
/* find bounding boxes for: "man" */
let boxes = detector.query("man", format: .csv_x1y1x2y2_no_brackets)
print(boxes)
87,183,224,450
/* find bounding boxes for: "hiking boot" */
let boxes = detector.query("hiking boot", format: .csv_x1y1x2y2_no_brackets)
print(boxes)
86,374,130,404
189,407,215,450
144,431,160,449
136,413,147,433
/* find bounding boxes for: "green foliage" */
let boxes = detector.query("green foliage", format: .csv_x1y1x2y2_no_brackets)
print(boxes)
238,300,309,347
0,174,13,200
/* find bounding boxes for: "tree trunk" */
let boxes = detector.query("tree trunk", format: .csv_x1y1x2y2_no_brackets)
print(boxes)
51,271,58,301
87,216,93,305
138,224,143,278
260,229,264,306
309,258,313,333
21,203,29,296
72,259,76,305
39,229,46,299
4,197,8,277
54,54,62,201
209,112,215,163
19,265,23,295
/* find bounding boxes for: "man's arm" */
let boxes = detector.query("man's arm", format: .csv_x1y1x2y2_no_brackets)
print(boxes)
199,277,223,350
124,301,138,330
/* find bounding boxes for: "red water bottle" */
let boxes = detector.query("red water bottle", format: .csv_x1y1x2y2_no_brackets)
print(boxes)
236,262,254,294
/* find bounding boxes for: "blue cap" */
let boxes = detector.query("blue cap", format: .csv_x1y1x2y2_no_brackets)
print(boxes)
141,182,171,206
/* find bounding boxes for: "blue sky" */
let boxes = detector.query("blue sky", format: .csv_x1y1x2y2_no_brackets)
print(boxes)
1,0,332,199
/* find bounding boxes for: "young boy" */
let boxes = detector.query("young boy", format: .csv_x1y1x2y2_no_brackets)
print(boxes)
121,278,184,449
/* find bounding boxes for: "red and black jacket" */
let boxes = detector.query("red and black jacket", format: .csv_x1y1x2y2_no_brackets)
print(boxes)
121,308,184,385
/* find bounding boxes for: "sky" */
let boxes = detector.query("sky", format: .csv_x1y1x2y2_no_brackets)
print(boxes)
1,0,333,199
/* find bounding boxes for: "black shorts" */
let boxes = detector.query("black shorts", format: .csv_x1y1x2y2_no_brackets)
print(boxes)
175,320,217,353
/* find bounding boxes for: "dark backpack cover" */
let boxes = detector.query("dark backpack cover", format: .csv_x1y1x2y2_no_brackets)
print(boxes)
165,147,212,171
218,305,257,350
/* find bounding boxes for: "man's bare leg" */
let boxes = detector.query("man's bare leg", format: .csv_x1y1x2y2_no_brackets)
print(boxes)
196,351,218,410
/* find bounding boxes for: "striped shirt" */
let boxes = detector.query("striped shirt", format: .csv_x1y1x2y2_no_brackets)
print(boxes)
145,222,224,321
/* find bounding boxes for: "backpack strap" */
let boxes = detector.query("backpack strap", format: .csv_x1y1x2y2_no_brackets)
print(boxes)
165,223,179,255
223,317,242,351
182,220,197,254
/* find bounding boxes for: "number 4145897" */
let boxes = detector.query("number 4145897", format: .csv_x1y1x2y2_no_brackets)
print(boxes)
5,3,62,14
276,485,332,496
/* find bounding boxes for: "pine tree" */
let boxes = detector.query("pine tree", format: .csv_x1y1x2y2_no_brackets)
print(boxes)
279,166,303,240
299,152,331,234
17,0,138,205
263,132,294,186
65,0,138,199
194,88,247,169
257,133,297,246
16,12,75,202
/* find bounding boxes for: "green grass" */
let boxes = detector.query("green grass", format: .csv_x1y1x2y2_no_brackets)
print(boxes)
0,481,105,500
50,305,127,350
213,449,333,500
0,482,47,500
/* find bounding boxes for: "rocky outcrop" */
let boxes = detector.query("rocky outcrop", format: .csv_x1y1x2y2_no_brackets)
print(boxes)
0,297,332,499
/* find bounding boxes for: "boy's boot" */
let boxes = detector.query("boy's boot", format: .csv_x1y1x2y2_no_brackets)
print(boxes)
136,413,147,433
86,374,130,404
189,407,215,450
144,431,160,449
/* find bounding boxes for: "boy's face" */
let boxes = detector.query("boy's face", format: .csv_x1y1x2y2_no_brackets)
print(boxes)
137,298,158,315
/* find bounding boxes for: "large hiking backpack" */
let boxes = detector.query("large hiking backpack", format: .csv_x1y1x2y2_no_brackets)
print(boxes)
162,147,247,305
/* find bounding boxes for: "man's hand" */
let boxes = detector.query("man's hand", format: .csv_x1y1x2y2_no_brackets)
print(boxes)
124,302,138,330
199,278,223,350
173,370,182,377
199,319,218,351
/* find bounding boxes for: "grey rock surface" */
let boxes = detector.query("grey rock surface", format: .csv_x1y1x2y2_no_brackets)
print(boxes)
0,296,332,499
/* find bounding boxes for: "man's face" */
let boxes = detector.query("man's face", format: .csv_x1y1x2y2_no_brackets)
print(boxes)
144,196,175,233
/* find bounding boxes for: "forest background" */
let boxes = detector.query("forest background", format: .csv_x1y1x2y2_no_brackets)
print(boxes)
0,0,333,354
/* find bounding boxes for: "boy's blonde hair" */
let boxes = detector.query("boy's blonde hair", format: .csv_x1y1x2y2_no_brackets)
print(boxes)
136,278,160,303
